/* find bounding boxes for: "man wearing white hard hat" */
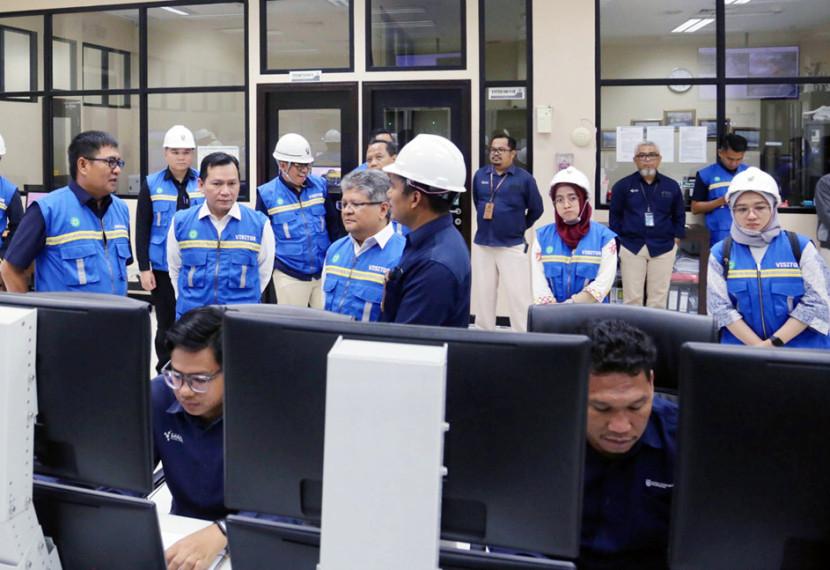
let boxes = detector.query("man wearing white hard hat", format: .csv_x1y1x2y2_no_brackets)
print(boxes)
137,125,204,372
256,133,341,308
380,133,471,327
708,166,830,349
0,133,24,263
471,133,543,331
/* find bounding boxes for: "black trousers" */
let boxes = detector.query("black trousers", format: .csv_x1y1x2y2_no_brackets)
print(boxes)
151,269,176,373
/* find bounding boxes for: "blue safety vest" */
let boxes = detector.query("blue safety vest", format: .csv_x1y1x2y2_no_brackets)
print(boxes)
536,223,617,303
257,174,330,276
712,231,830,348
323,230,406,321
146,168,204,271
0,175,17,250
391,220,410,237
173,205,268,318
36,186,131,295
698,162,747,244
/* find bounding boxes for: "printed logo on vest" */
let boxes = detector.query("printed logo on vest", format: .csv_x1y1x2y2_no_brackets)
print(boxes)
277,198,284,205
234,234,257,242
332,253,340,263
156,187,164,193
189,229,198,239
369,265,390,273
714,176,721,182
729,259,736,270
70,217,80,227
645,478,673,489
546,246,554,253
164,430,183,443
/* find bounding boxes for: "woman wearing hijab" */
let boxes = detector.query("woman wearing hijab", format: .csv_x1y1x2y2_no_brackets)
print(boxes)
708,166,830,348
531,166,618,304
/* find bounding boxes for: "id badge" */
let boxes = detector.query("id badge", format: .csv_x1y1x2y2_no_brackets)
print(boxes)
644,211,654,227
483,202,495,220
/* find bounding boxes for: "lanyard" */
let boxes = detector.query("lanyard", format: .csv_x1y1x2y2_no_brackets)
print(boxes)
638,182,655,213
488,170,509,203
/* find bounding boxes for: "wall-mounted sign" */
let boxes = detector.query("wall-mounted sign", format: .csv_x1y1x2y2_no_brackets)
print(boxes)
488,87,526,100
290,70,322,82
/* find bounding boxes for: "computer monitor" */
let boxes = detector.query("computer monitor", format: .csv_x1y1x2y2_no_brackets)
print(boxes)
0,292,154,494
670,343,830,569
32,480,166,569
223,314,590,558
226,515,575,570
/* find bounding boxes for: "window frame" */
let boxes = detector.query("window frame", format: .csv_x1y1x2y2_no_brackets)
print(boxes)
0,23,38,102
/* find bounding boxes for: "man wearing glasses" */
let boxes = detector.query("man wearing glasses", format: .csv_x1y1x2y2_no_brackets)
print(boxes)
153,306,229,569
609,141,685,309
257,132,342,309
471,134,543,332
1,130,133,294
321,169,405,321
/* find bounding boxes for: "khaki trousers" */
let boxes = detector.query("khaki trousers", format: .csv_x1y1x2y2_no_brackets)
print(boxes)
472,243,531,332
273,267,324,309
619,244,677,309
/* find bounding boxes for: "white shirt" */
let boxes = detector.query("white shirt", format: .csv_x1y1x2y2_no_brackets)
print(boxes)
167,202,275,297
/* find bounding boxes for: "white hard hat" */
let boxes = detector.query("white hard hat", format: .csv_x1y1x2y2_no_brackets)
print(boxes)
323,129,341,143
163,125,196,149
550,166,590,196
0,133,5,156
383,134,467,194
273,133,314,164
725,166,781,206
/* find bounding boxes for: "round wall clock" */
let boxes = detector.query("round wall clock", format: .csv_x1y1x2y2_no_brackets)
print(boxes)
669,67,693,93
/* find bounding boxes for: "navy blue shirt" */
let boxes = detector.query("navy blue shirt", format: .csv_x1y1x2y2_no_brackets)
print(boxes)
5,180,133,269
609,171,685,257
151,376,226,521
472,163,543,247
580,396,678,570
379,214,471,328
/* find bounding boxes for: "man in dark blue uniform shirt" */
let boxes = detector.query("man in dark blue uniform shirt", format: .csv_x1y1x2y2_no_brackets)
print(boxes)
380,134,471,327
580,319,678,569
609,141,685,309
152,306,229,568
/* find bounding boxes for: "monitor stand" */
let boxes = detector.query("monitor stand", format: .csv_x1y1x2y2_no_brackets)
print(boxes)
0,307,63,569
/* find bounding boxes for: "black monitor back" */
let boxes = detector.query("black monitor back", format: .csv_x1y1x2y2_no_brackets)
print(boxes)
670,343,830,569
226,515,574,570
33,480,166,570
527,303,718,394
0,292,154,494
224,314,590,557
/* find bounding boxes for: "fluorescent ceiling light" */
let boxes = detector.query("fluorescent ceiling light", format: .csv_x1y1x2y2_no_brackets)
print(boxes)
726,0,752,4
326,0,349,7
371,20,435,29
671,18,714,33
371,8,427,15
161,6,189,16
686,18,714,32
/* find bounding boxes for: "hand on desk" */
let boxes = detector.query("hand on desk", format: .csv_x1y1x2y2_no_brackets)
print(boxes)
166,522,227,570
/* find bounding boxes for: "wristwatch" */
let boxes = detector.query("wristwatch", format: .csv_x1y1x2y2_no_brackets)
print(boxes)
769,335,785,347
215,519,227,536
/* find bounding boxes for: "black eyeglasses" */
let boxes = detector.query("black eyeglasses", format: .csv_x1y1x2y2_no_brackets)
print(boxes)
489,147,511,155
161,360,222,394
634,153,661,161
336,200,384,211
86,156,126,170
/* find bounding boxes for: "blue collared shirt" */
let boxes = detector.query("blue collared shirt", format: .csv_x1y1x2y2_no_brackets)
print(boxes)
580,396,678,569
5,180,133,269
151,376,226,521
472,163,543,247
609,171,685,257
379,214,471,327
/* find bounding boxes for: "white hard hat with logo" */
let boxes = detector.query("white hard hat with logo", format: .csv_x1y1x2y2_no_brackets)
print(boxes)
550,166,590,197
725,166,781,206
0,133,7,156
273,133,314,164
383,134,467,193
163,125,196,149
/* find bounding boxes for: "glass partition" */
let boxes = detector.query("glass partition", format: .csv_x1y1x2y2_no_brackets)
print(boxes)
263,0,351,71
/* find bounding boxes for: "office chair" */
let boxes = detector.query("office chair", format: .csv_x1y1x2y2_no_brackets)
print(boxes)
527,303,718,396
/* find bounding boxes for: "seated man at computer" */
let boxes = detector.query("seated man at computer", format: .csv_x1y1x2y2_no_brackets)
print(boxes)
580,319,678,569
153,305,229,569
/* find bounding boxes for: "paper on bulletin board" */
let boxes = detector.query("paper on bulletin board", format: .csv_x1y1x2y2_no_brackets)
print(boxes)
647,126,676,163
616,126,644,163
678,127,708,163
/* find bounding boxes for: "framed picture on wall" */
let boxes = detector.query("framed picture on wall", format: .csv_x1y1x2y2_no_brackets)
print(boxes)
631,119,662,127
664,109,696,128
732,127,760,149
601,129,617,149
697,118,729,140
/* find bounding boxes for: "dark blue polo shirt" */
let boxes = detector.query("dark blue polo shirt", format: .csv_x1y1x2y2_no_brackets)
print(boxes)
579,396,678,570
379,214,471,328
472,163,544,247
5,180,133,269
609,171,685,257
151,376,226,521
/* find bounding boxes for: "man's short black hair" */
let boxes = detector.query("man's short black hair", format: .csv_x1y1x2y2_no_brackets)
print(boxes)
68,130,119,180
491,134,517,151
720,133,748,153
199,152,239,182
367,138,398,156
165,306,225,366
402,181,454,214
581,319,657,378
370,127,393,139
